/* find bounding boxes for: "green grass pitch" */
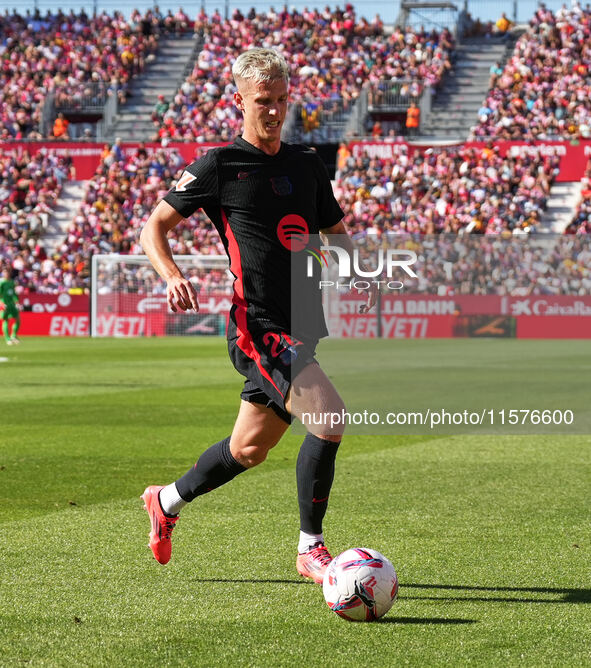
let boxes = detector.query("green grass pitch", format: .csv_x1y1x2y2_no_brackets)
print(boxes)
0,337,589,666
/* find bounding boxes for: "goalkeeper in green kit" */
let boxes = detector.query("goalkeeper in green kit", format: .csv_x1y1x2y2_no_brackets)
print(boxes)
0,267,21,345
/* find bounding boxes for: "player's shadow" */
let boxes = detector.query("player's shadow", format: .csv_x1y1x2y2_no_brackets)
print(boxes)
402,583,591,605
190,578,479,624
377,617,476,625
191,577,310,585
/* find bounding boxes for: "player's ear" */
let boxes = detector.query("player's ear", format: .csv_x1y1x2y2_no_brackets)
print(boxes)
234,91,245,113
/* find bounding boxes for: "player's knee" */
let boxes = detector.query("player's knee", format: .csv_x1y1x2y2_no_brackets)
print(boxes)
232,443,271,468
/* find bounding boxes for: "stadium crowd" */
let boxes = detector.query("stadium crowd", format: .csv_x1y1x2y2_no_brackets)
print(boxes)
95,233,591,298
334,143,558,235
44,143,223,292
0,7,179,140
0,148,73,292
5,135,589,296
470,2,591,140
392,233,591,295
151,5,454,142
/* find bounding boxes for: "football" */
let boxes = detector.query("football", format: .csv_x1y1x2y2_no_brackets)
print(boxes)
322,547,398,621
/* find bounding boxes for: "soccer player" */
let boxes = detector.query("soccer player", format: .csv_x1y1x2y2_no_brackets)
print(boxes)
139,48,376,583
0,267,21,345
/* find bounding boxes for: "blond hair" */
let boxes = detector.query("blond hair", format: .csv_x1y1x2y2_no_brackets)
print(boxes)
232,48,289,86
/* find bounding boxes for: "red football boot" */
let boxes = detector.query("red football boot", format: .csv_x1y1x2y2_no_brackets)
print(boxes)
296,544,333,584
141,485,179,565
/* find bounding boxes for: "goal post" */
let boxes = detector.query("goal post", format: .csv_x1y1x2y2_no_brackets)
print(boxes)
90,254,233,337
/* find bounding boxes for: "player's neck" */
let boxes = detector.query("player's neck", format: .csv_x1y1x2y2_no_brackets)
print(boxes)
240,133,281,156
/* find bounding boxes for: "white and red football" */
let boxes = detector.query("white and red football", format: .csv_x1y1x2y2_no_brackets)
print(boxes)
322,547,398,621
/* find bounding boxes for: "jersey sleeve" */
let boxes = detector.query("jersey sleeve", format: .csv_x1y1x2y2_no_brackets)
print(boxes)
163,149,219,218
314,153,344,230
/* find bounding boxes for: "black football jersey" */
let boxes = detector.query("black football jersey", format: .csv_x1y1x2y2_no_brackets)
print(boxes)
164,137,344,340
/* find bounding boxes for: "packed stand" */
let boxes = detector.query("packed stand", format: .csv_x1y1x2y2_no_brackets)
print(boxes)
102,233,591,297
381,233,591,295
334,142,558,235
471,2,591,140
152,5,454,141
52,142,226,292
0,148,74,293
0,8,162,140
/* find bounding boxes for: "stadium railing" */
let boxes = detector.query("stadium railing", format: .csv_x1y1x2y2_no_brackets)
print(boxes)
367,80,423,113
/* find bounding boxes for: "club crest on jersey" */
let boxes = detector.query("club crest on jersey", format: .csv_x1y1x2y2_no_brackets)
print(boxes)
277,214,309,252
175,171,196,192
270,176,292,196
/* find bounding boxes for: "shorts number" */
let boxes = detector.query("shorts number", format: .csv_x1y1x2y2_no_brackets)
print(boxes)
263,332,297,358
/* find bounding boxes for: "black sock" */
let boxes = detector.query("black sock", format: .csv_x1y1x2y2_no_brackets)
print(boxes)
296,433,341,534
175,437,246,502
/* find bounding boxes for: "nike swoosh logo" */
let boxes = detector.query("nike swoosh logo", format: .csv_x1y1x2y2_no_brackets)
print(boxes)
237,170,259,180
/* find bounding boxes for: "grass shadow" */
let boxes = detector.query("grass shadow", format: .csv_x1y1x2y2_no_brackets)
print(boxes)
190,577,309,585
402,583,591,605
378,617,477,625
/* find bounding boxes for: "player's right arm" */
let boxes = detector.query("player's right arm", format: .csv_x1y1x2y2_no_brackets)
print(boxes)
140,200,199,313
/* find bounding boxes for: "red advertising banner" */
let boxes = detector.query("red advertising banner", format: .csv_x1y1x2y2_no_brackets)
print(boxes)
517,316,591,338
19,312,155,337
20,293,89,313
501,295,591,316
379,294,591,316
1,142,104,179
15,294,591,338
0,141,226,179
336,314,454,338
348,139,591,182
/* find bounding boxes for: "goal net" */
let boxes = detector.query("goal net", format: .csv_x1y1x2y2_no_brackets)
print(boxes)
90,254,232,337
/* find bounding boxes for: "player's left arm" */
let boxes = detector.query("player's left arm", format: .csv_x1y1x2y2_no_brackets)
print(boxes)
13,283,20,309
320,220,378,314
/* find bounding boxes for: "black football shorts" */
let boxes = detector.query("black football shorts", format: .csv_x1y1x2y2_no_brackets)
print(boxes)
227,329,318,423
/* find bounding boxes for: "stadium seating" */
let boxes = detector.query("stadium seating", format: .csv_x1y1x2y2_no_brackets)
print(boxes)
2,5,591,298
470,3,591,140
48,145,224,291
152,6,454,141
0,9,163,139
334,143,558,234
0,148,71,291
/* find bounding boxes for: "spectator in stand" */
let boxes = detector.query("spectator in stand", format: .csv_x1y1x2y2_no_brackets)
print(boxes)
405,102,420,137
154,94,169,118
488,61,504,87
302,99,321,133
335,142,352,178
459,11,494,38
494,12,513,35
53,113,69,139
